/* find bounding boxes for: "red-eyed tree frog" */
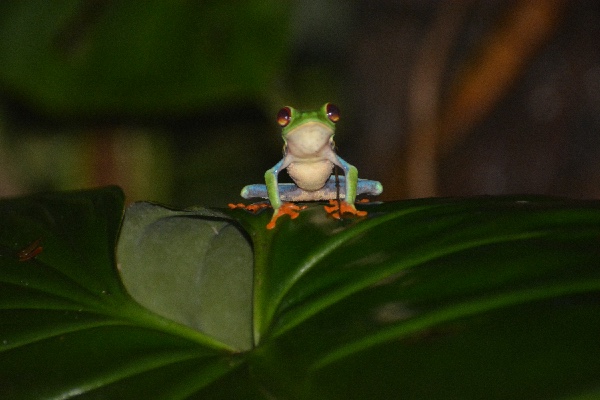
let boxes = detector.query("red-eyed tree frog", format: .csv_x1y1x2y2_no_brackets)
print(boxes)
229,103,382,229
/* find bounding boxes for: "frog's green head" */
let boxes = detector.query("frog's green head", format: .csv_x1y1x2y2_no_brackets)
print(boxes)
276,103,340,139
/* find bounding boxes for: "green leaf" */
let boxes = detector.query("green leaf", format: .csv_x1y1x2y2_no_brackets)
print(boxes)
2,190,600,399
226,197,600,399
0,188,244,399
117,202,253,351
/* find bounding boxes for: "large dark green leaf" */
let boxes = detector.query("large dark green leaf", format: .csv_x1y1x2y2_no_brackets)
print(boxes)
0,1,288,117
0,188,245,399
234,198,600,399
1,188,600,399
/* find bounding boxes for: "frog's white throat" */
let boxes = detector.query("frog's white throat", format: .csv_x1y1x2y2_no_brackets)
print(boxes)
284,122,333,159
284,122,336,191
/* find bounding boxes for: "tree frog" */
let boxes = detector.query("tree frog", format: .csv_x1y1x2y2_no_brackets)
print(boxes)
230,103,382,229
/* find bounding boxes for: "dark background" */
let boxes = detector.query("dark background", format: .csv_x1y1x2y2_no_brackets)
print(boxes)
0,0,597,207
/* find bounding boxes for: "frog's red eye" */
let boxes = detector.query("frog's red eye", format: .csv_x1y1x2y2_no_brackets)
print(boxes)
277,107,292,127
326,103,340,123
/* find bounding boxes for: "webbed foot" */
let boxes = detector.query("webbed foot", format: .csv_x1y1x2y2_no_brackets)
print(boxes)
324,200,368,219
267,202,307,230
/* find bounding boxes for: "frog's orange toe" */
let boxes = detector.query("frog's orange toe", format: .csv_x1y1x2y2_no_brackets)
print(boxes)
266,202,306,229
229,202,271,213
323,199,339,214
340,201,367,217
324,200,367,218
246,203,270,213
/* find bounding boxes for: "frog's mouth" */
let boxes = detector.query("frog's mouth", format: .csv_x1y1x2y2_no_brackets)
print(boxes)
285,122,333,158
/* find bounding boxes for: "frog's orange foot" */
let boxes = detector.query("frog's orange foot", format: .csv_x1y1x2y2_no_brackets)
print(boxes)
324,200,368,219
266,202,307,229
323,200,339,215
228,202,271,213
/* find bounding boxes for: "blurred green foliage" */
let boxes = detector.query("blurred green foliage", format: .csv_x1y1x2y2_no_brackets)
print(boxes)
0,1,290,117
0,1,312,206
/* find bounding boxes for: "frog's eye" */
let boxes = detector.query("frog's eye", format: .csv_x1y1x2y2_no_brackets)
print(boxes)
326,103,340,123
277,107,292,127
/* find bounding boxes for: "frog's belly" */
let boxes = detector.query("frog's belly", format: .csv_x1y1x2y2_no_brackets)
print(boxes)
286,160,333,191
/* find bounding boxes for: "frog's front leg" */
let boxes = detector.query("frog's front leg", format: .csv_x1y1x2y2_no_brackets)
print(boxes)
265,158,305,229
326,155,366,218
